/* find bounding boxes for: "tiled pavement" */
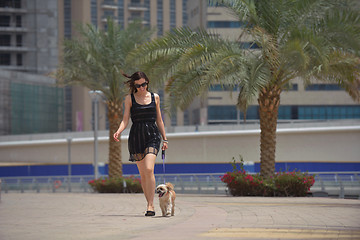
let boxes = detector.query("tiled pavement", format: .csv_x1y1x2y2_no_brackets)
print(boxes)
0,193,359,240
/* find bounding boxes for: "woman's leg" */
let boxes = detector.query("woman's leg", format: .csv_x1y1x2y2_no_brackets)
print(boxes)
136,154,156,211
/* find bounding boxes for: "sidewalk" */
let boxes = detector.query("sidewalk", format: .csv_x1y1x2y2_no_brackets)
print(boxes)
0,193,359,240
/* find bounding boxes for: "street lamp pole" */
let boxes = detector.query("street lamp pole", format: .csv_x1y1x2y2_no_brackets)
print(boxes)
67,136,72,192
94,95,99,179
89,90,102,179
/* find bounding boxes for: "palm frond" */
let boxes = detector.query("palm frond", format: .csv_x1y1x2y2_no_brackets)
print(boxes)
237,56,271,112
134,0,360,111
313,50,360,102
53,19,155,102
317,5,360,54
133,27,225,82
210,0,259,25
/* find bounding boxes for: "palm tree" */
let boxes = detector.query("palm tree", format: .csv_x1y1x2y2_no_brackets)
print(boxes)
132,0,360,178
54,19,154,178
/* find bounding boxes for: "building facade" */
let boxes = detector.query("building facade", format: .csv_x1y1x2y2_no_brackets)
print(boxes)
0,0,59,73
57,0,207,132
1,1,358,136
202,4,360,125
0,0,207,135
0,0,64,135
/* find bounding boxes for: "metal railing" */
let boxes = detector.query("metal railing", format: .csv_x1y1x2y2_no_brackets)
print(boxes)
0,173,226,195
0,175,94,193
1,172,359,198
310,172,360,199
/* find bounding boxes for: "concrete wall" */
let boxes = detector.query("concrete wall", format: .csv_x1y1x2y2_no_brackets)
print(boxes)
0,126,359,166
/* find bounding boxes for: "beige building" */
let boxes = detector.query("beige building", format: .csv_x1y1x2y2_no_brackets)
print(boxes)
202,4,360,125
56,0,207,132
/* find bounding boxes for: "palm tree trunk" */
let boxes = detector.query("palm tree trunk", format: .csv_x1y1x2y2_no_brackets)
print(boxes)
258,85,281,178
107,100,123,178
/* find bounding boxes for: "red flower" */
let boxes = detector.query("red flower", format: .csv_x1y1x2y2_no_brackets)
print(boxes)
245,175,253,182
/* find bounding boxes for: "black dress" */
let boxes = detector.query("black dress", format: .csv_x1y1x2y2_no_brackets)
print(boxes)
128,92,161,162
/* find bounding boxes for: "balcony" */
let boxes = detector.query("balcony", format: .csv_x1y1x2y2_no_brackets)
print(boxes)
101,16,119,23
101,0,118,10
101,3,118,10
128,3,148,11
0,46,31,52
0,65,37,72
0,26,28,32
0,7,27,14
127,17,148,25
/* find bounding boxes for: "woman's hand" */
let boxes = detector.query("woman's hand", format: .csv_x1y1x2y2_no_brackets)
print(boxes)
162,141,168,151
113,131,120,142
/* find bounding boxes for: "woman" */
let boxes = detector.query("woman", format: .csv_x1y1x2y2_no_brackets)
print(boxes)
113,71,168,216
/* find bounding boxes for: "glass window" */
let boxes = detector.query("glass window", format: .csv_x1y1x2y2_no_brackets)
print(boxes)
144,0,150,27
183,109,189,125
278,106,292,119
208,106,237,120
16,54,22,66
207,1,224,7
91,0,97,27
64,0,71,39
16,34,22,46
243,106,259,120
284,83,298,91
305,84,342,91
182,0,188,26
0,15,11,27
10,83,65,134
16,15,21,27
65,86,72,131
0,53,10,65
0,35,11,46
170,0,176,29
157,0,163,36
208,105,259,121
209,105,360,122
171,105,177,126
103,0,116,4
131,11,141,19
353,107,360,118
240,42,260,49
207,21,244,28
104,10,115,18
118,0,124,28
298,105,360,119
0,0,21,8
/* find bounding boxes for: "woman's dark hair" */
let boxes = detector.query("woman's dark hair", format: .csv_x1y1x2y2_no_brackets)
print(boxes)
122,71,150,93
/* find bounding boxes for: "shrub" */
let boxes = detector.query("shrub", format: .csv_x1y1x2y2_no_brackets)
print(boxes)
124,175,143,193
221,171,273,196
220,157,315,197
274,170,315,197
88,176,142,193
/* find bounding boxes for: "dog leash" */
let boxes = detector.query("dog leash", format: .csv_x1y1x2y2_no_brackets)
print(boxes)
162,149,166,184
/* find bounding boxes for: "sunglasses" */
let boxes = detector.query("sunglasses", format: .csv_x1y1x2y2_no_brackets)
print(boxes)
134,82,148,88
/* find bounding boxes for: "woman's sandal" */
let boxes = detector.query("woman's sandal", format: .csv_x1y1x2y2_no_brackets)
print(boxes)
145,211,155,216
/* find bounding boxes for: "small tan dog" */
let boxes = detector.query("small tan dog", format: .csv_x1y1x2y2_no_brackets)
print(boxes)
156,182,176,217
